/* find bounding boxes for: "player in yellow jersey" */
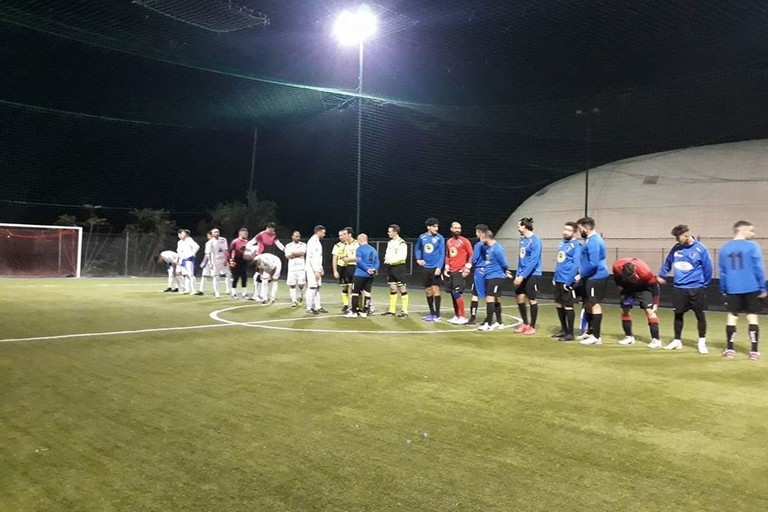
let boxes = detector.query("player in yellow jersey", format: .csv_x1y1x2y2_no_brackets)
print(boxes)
332,227,359,313
382,224,410,317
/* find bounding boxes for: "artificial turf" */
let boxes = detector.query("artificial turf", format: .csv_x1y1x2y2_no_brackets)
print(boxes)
1,278,766,511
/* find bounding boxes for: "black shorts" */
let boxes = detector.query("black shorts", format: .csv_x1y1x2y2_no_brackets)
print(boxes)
352,275,374,294
387,264,407,285
231,260,248,279
423,268,442,288
672,287,707,313
572,280,588,303
585,277,609,305
554,282,576,307
444,272,466,293
485,278,506,298
514,275,539,300
725,292,762,315
338,265,356,285
620,286,655,310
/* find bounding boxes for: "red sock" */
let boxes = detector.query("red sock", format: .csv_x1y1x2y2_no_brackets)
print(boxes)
456,296,465,318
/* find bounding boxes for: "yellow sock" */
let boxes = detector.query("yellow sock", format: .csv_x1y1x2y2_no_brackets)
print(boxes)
342,292,349,306
388,293,397,313
401,294,409,313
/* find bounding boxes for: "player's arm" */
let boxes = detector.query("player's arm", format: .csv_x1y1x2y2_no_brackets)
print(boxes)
701,248,714,287
369,248,380,275
245,237,257,251
496,246,510,274
751,245,767,293
718,252,728,294
414,238,424,263
569,244,582,286
657,249,674,283
435,236,446,270
275,239,285,252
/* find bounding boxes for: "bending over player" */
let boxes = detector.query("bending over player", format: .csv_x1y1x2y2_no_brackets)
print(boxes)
612,257,662,347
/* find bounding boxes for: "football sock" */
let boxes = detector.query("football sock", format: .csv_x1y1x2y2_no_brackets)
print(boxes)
565,308,575,335
674,312,685,340
401,293,409,313
364,295,372,312
648,317,660,340
530,303,538,328
470,299,478,320
434,295,441,317
621,313,633,336
427,296,435,315
726,325,736,350
484,302,495,325
517,303,528,325
494,301,502,324
289,286,297,302
456,296,466,318
389,292,398,313
556,307,566,331
694,309,707,338
592,313,603,338
212,276,220,296
270,281,278,300
749,324,759,352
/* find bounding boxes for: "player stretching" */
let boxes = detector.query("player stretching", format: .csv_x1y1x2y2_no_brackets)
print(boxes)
195,231,214,296
305,225,328,314
719,221,766,360
253,253,282,304
159,250,180,292
382,224,410,317
575,217,610,346
176,229,200,295
346,234,380,318
332,228,358,313
657,224,713,352
414,218,446,322
284,231,307,307
444,222,473,325
466,224,490,325
552,222,581,341
229,227,250,299
513,217,542,335
476,231,511,331
613,258,662,347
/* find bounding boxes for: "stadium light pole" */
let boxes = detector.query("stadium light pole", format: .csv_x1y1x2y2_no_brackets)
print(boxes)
575,107,600,217
334,5,377,234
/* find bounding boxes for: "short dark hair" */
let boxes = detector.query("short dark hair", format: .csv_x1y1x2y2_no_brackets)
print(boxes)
518,217,534,231
484,230,495,240
475,224,489,232
388,224,401,234
733,220,752,231
177,228,190,235
425,217,439,227
621,262,636,279
291,230,301,236
266,222,276,229
314,225,326,233
238,227,248,232
341,226,354,236
564,221,578,230
577,217,595,229
670,224,689,238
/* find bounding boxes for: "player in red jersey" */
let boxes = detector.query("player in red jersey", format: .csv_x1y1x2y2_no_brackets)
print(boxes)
612,257,662,347
249,222,285,256
444,221,474,324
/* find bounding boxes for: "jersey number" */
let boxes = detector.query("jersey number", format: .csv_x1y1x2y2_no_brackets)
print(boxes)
727,251,744,270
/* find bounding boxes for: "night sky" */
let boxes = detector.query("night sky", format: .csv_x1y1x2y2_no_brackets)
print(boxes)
3,0,768,237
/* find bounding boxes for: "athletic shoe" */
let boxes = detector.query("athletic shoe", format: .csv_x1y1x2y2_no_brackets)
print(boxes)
291,301,299,308
381,311,396,316
523,325,536,335
214,293,220,298
307,309,319,315
396,311,410,318
163,287,173,292
618,336,636,346
722,349,736,359
266,298,275,305
341,305,349,314
466,318,477,326
194,291,204,296
579,335,602,345
477,323,492,332
579,332,592,340
241,293,249,300
550,331,566,339
231,294,239,300
422,314,435,322
749,351,761,361
489,322,502,331
647,339,662,349
664,339,683,350
432,316,442,323
514,324,528,333
358,312,368,318
697,340,709,354
298,298,304,305
345,311,358,318
316,308,329,314
558,334,575,342
455,317,469,325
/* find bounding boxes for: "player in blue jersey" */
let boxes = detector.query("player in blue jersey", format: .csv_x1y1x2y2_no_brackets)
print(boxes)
476,231,513,331
718,221,766,360
657,224,713,353
414,217,446,322
552,222,582,341
513,217,543,335
345,234,380,318
463,224,490,325
575,217,610,346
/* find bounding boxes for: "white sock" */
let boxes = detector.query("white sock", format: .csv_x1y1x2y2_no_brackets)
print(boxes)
298,285,305,301
224,275,231,293
306,288,316,310
188,275,197,293
167,269,174,288
260,279,269,300
314,289,322,309
270,281,278,300
199,277,206,293
212,276,220,296
289,286,297,302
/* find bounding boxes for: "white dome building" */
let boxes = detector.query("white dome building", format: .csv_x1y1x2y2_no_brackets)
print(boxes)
498,139,768,275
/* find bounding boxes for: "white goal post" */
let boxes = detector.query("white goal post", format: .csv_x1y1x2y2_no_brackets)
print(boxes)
0,223,83,278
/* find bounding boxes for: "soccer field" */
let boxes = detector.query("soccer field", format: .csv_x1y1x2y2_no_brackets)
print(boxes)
1,278,766,512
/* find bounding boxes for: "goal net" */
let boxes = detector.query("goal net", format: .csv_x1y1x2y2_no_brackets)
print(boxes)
0,223,82,278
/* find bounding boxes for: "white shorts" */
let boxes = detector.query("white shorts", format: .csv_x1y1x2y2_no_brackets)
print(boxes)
306,269,322,288
211,259,231,276
257,260,282,281
287,269,306,286
178,260,194,277
201,264,213,277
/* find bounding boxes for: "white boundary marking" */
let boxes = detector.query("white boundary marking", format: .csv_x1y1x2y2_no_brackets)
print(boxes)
0,323,235,344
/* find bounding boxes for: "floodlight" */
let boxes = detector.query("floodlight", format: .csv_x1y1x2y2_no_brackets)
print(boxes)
333,5,378,45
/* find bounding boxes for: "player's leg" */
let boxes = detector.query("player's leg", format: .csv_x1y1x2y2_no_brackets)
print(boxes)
515,281,529,330
689,288,708,353
553,284,567,337
526,277,539,333
636,289,660,345
664,288,688,350
724,294,742,358
340,271,350,312
296,271,306,305
478,278,502,331
186,260,197,295
422,269,436,320
385,269,398,316
468,278,479,325
451,273,467,323
348,277,363,316
579,278,606,345
560,285,576,341
305,270,318,313
746,292,761,359
362,277,374,315
287,271,298,305
431,283,442,321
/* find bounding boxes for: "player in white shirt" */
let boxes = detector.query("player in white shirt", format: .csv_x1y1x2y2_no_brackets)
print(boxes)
176,229,200,294
197,228,230,298
252,252,282,304
195,231,214,296
283,230,307,307
159,250,180,292
305,225,328,314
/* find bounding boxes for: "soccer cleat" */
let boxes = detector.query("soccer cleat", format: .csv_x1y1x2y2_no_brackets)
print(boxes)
477,323,492,332
291,301,299,308
447,316,460,324
579,332,592,340
381,311,396,316
523,325,536,335
722,349,736,359
163,287,173,292
194,291,204,296
341,305,349,313
396,311,410,318
345,311,358,318
579,335,602,346
697,340,709,354
558,334,575,342
422,314,435,322
316,308,329,314
466,318,477,326
267,298,276,305
618,336,636,346
664,339,683,350
749,351,761,361
358,311,368,318
432,316,442,323
307,309,319,315
241,293,249,300
455,317,469,325
647,339,662,349
214,293,220,299
514,324,528,333
550,331,567,339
